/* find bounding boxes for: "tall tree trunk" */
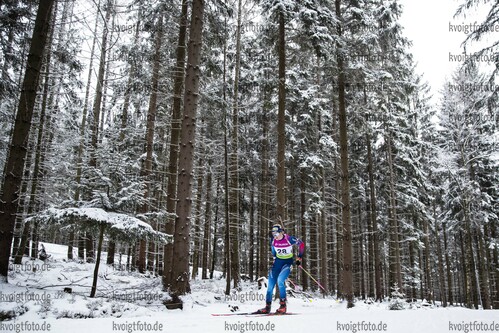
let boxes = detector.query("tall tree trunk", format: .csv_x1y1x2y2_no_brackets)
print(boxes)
463,199,479,309
319,169,328,295
276,8,286,221
300,171,309,290
332,93,342,299
0,0,55,281
118,15,141,145
249,180,255,281
489,224,499,309
138,14,164,274
434,207,447,307
358,202,365,299
258,89,270,278
228,0,243,289
170,0,205,296
459,231,471,308
309,214,318,290
423,217,433,302
14,15,56,262
366,128,382,302
163,0,189,290
201,166,213,279
386,130,402,292
86,0,112,264
476,228,492,309
222,14,231,295
13,140,34,260
73,0,100,261
210,180,221,280
335,0,353,308
443,221,454,305
90,224,105,298
191,147,205,279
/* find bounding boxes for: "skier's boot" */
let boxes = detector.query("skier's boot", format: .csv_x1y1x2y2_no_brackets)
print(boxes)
275,298,287,314
255,302,271,314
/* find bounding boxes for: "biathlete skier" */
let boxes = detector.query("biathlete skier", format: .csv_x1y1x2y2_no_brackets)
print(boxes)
256,223,305,314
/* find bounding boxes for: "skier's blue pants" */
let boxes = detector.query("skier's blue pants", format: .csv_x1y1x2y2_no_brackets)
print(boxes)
266,258,292,302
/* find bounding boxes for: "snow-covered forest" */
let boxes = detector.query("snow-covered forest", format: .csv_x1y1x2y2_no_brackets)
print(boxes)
0,0,497,332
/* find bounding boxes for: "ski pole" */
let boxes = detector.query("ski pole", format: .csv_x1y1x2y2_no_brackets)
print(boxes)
288,278,313,302
288,278,299,290
299,265,327,293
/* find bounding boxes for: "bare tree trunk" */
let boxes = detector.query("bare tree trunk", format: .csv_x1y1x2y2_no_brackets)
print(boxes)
385,130,402,292
434,207,447,307
0,0,55,281
258,88,270,278
459,231,471,307
489,224,499,309
443,221,454,305
335,0,353,308
476,228,492,309
118,14,141,145
358,202,365,299
249,180,255,281
138,14,164,274
228,0,243,289
366,129,382,301
423,217,433,302
319,170,328,295
463,200,479,309
309,213,318,290
163,0,189,290
14,18,56,262
74,0,101,261
222,16,231,295
201,166,212,279
276,9,286,221
13,140,35,260
210,180,221,280
170,0,205,296
300,172,309,290
90,224,105,297
332,94,342,299
86,0,112,264
191,147,205,279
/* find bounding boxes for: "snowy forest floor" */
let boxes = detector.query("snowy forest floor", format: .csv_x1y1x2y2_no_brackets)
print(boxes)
1,243,497,333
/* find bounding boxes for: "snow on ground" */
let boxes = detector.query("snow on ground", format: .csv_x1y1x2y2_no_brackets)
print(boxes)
1,242,497,333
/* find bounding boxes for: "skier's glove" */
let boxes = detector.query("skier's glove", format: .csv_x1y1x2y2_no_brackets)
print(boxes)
295,259,301,266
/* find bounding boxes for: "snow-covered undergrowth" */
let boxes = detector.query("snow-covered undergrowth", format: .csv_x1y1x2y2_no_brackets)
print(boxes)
1,242,496,333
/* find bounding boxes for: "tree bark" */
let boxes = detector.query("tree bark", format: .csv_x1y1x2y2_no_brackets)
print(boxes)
14,18,55,262
73,0,101,261
201,166,212,279
86,0,112,264
249,180,255,281
434,207,447,307
385,129,402,292
170,0,205,296
0,0,55,281
276,9,287,221
366,131,382,301
422,216,433,302
228,0,243,289
163,0,189,290
191,148,205,279
335,0,353,308
138,14,164,274
258,88,270,278
222,14,231,295
90,224,105,298
443,221,454,305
